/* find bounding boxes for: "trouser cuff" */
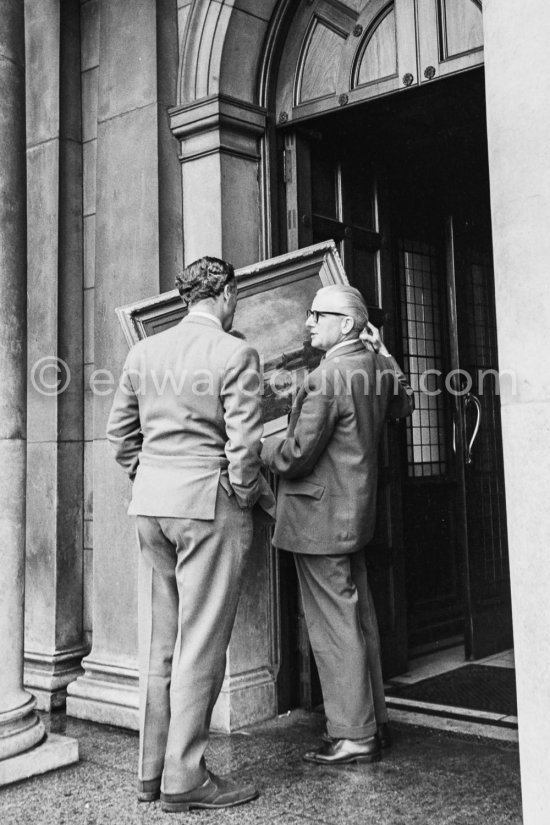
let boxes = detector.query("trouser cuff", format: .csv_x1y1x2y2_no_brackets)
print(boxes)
327,721,377,740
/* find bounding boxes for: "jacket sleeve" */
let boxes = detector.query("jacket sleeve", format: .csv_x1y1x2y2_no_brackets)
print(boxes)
261,370,338,479
381,354,415,419
221,344,274,510
106,351,143,481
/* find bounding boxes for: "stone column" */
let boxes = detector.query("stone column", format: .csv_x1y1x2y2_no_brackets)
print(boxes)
169,96,279,730
0,0,77,786
484,1,550,822
169,95,267,267
67,0,182,728
23,0,88,712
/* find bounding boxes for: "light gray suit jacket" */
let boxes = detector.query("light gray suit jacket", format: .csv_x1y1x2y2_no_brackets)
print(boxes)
261,341,414,554
107,314,275,519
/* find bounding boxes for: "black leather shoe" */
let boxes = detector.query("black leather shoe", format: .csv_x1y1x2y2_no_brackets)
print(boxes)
377,722,392,749
303,736,381,765
137,778,161,803
160,772,259,812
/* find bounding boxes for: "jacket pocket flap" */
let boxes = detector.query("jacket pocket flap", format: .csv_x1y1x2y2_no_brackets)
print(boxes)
283,479,325,499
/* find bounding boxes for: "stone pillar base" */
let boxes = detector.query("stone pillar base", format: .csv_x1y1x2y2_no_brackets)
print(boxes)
0,696,46,762
0,734,79,787
67,659,277,734
24,646,88,711
66,658,139,730
211,668,277,733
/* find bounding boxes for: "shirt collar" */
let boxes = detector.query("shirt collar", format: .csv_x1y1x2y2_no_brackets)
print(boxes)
187,309,222,328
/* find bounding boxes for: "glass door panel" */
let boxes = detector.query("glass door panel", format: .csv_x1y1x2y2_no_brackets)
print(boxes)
398,237,463,646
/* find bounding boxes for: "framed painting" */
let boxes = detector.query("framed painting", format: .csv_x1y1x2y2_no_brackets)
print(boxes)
116,240,349,434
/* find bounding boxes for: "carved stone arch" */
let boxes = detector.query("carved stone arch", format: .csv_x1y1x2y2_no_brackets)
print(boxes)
170,0,306,270
177,0,280,106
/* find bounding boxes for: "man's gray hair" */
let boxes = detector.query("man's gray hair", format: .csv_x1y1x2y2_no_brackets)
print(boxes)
348,306,369,334
311,283,369,332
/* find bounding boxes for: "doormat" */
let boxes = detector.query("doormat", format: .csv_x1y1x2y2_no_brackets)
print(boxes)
386,665,517,716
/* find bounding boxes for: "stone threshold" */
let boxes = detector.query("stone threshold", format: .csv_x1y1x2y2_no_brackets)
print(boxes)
387,696,518,743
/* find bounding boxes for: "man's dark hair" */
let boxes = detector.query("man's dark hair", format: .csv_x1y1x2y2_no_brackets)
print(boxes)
175,257,235,306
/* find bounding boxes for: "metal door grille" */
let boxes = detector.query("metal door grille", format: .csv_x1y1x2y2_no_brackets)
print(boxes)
399,240,447,478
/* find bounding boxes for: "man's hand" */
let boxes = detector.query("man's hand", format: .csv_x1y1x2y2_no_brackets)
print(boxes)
360,322,390,357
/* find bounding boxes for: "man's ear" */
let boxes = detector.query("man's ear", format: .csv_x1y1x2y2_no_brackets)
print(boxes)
342,316,354,335
224,283,235,302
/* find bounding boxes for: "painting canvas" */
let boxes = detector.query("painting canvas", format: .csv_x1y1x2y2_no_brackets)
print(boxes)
115,240,349,433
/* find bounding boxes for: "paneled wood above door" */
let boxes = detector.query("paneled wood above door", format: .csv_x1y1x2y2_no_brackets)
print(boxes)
275,0,484,124
419,0,483,81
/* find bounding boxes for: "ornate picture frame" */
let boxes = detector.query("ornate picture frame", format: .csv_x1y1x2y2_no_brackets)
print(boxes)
116,240,349,434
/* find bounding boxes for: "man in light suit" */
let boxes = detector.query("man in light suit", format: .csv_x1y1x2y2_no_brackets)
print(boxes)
261,284,414,766
107,257,275,813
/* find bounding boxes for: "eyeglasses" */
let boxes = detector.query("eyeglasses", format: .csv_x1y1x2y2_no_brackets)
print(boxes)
306,310,347,323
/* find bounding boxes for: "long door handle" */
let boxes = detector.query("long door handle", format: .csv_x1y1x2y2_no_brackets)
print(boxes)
464,392,482,465
452,417,457,455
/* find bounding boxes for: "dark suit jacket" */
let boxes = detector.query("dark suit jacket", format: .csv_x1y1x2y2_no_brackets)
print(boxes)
261,341,414,554
107,314,275,518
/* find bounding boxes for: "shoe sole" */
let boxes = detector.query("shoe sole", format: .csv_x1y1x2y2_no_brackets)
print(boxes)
160,790,259,812
303,752,382,765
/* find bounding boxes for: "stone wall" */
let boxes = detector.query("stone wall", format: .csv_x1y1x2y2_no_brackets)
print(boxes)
484,2,550,822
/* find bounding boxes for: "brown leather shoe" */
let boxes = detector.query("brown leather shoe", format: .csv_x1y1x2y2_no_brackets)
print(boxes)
160,772,259,812
303,736,381,765
137,778,160,802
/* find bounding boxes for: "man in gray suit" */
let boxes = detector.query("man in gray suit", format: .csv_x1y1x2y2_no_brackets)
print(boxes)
107,257,275,812
261,284,414,766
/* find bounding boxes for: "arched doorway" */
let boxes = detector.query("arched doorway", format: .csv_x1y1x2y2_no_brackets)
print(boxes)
264,0,512,709
168,0,512,715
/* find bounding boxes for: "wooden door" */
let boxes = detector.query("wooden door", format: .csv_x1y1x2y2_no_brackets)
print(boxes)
394,219,511,657
283,129,409,680
391,126,512,656
446,215,512,658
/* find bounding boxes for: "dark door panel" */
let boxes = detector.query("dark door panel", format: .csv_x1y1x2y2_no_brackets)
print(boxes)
446,215,512,659
403,481,462,648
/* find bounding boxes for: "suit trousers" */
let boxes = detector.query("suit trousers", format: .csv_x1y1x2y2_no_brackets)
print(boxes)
294,550,388,740
136,486,253,793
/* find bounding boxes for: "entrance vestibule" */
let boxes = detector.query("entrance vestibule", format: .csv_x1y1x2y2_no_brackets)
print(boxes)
275,68,512,711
